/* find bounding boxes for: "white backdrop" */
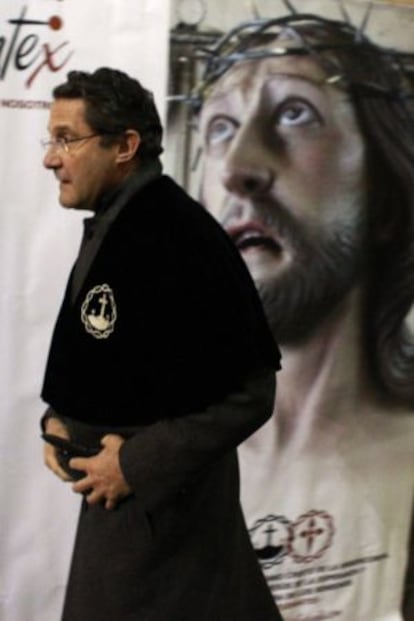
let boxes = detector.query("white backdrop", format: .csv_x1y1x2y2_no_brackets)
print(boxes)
0,1,170,619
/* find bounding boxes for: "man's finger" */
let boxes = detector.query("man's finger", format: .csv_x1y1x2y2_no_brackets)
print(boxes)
85,491,100,505
52,465,72,482
72,475,93,494
44,445,72,481
69,456,89,472
101,433,124,450
105,498,117,511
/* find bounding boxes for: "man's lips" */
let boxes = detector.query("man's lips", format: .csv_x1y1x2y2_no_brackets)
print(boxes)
54,171,70,184
227,223,283,254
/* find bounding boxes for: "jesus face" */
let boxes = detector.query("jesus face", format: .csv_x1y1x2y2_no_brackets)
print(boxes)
199,53,369,342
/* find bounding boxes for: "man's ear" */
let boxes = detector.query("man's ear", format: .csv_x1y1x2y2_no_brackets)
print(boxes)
116,130,141,163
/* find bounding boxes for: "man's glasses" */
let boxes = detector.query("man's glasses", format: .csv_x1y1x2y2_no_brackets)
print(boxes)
40,133,104,154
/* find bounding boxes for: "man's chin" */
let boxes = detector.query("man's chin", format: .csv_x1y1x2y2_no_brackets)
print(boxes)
58,189,74,209
58,194,86,211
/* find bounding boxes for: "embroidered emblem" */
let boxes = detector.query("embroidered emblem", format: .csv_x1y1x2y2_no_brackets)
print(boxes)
81,283,117,339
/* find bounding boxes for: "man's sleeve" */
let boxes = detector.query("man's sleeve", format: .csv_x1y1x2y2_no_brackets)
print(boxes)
119,367,276,513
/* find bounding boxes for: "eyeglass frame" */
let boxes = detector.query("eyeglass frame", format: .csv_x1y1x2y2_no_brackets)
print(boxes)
40,132,110,154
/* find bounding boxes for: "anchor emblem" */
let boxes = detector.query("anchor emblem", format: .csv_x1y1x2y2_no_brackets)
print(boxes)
81,283,117,339
249,514,292,569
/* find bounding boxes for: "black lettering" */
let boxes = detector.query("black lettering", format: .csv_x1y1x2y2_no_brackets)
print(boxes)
0,5,27,79
0,5,72,86
316,579,352,593
15,33,39,70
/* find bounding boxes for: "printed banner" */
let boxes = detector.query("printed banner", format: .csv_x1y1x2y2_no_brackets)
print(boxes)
166,1,414,620
0,2,170,620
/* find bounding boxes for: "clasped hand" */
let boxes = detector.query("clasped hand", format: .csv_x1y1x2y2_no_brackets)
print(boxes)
70,434,132,510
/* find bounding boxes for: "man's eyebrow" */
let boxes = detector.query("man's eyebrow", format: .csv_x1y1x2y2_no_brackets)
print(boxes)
47,123,73,134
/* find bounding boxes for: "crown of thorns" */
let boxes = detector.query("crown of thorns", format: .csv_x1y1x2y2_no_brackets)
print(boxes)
192,13,414,108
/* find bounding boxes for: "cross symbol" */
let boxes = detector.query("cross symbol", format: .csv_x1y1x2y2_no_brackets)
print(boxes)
263,523,277,547
299,517,324,553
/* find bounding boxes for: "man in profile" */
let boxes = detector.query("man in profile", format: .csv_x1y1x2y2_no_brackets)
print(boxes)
40,66,282,620
196,13,414,620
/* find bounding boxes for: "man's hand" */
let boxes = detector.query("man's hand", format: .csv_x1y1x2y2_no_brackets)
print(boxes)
70,434,132,510
43,416,72,482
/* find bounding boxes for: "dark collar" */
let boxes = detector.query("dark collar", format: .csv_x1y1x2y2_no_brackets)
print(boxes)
70,159,162,304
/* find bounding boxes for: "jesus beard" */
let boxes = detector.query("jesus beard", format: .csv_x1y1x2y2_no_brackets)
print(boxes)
253,212,368,346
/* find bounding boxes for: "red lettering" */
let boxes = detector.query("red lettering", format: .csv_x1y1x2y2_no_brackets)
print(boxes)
26,41,73,87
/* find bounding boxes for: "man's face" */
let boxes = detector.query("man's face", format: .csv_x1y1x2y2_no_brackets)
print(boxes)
43,98,121,211
199,53,369,342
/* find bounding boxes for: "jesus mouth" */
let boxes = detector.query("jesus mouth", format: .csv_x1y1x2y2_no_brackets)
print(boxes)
229,226,283,255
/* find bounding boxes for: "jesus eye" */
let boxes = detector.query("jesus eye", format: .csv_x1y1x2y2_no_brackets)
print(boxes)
205,116,238,146
277,99,321,128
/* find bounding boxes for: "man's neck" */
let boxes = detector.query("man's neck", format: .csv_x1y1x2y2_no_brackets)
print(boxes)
94,159,162,215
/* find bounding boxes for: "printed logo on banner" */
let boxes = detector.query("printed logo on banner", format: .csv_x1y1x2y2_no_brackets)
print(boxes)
0,2,73,109
250,510,389,616
250,510,335,569
250,514,293,567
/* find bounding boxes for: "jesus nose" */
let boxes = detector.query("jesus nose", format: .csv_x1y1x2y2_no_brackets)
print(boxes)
220,119,275,197
221,164,274,197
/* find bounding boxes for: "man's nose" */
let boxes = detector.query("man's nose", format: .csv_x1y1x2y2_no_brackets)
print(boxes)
221,125,275,197
43,147,61,169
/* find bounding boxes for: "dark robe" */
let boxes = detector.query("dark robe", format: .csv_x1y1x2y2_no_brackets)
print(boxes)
42,173,282,620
